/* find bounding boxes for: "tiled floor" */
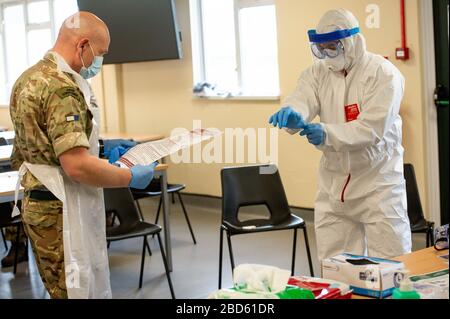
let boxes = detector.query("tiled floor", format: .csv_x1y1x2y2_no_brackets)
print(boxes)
0,195,427,299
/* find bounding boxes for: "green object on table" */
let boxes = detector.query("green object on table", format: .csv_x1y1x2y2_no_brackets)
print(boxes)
392,271,421,299
392,288,421,299
276,286,315,299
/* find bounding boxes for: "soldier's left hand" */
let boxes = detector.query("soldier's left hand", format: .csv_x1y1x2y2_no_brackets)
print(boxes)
104,139,137,159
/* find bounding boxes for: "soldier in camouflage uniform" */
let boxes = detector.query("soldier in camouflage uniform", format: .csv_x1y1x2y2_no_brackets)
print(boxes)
8,12,156,299
10,48,96,298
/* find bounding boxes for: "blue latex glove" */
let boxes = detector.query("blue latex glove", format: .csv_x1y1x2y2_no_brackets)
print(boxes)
300,123,326,146
104,139,137,159
108,146,128,164
269,106,307,130
129,162,158,189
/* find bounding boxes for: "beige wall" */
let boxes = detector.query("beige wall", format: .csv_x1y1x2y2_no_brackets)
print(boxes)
0,108,12,129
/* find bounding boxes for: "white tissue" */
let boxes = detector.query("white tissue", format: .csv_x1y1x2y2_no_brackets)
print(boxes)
233,264,291,293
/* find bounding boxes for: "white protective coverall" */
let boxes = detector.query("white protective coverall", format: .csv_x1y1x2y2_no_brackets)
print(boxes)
283,9,412,261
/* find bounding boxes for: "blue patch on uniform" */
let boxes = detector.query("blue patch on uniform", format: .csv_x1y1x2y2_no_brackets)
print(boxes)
66,115,80,122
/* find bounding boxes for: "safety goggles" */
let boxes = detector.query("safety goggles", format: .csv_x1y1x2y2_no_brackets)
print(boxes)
308,27,360,59
310,40,344,59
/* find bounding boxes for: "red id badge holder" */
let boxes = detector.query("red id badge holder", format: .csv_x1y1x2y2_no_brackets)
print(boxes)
345,104,360,122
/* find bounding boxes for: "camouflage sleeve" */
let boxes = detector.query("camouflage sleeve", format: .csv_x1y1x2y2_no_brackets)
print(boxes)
45,87,91,158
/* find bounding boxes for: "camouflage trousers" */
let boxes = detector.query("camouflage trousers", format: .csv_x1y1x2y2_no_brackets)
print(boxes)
21,195,67,299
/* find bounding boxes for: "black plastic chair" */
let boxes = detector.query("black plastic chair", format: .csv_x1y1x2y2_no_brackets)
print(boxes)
131,178,197,244
218,165,314,289
0,202,25,274
404,164,435,247
104,188,175,298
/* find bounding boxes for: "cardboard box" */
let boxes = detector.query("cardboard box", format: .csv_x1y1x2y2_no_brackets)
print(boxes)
321,253,405,298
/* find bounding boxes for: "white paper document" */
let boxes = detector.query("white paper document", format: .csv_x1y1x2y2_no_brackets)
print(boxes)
117,129,222,168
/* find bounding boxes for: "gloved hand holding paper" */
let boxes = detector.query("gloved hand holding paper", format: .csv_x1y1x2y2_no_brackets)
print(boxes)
115,129,222,168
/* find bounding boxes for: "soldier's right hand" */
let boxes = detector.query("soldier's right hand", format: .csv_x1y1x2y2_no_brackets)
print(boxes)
129,162,158,189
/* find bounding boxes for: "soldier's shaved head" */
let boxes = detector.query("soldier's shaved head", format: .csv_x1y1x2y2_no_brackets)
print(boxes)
53,12,110,73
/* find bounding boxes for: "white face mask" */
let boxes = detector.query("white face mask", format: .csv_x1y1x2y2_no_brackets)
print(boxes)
324,53,347,72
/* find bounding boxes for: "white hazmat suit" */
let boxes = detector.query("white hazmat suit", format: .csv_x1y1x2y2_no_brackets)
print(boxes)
283,9,412,260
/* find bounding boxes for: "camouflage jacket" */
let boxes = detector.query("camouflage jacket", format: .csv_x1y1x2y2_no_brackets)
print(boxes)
9,51,93,191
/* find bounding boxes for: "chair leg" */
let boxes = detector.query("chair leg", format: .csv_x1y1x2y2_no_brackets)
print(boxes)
428,224,435,248
218,228,224,289
13,224,21,274
1,228,7,251
291,228,297,276
155,197,162,224
172,193,176,204
156,233,176,299
177,193,197,244
135,200,145,222
107,241,111,249
303,226,314,277
139,237,147,289
152,197,163,239
226,232,235,272
145,238,152,256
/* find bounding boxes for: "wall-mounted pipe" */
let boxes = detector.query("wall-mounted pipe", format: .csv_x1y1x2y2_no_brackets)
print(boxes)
396,0,410,60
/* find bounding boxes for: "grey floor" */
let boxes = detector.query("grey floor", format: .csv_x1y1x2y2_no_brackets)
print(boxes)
0,195,427,299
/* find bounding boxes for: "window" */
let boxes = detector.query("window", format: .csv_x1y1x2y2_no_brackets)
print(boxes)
190,0,280,99
0,0,79,105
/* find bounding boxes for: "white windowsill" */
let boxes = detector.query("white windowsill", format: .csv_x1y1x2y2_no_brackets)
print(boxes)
193,94,281,102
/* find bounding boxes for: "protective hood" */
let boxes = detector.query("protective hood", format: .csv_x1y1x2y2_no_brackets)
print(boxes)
316,9,367,72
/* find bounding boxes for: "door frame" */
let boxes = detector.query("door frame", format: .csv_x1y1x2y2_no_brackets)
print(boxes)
419,0,441,226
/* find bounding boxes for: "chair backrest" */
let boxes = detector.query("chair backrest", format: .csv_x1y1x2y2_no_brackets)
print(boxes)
221,165,291,225
0,202,13,226
103,188,142,233
0,137,8,146
404,163,426,226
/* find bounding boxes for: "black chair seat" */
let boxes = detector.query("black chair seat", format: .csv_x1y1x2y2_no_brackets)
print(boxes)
107,222,161,241
131,179,186,200
130,179,197,245
411,219,433,233
0,215,21,227
223,214,305,235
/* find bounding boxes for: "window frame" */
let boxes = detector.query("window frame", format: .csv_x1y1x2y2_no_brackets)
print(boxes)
190,0,280,100
0,0,63,106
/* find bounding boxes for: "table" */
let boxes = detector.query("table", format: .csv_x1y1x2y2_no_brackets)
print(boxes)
394,247,448,275
100,133,165,144
0,165,174,272
352,247,449,299
0,131,14,144
1,131,164,144
0,145,13,166
0,171,22,204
